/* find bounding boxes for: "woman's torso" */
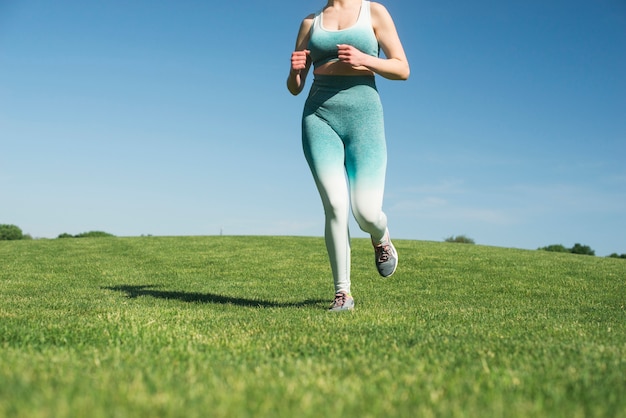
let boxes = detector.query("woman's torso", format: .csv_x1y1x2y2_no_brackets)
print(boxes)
307,0,379,76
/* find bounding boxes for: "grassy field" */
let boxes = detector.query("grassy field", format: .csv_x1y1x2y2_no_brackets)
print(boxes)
0,236,624,418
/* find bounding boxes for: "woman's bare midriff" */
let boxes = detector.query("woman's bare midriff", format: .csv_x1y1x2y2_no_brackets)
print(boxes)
313,60,375,76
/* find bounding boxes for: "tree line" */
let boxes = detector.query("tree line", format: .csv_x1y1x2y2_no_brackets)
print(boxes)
0,224,114,241
2,224,625,258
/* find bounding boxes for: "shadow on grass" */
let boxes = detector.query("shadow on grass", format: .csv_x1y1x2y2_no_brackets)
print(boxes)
103,285,325,308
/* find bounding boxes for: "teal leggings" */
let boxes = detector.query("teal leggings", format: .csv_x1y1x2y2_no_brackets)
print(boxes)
302,75,389,294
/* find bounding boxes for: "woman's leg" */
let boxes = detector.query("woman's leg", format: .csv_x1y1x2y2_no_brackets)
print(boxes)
343,88,389,243
302,114,352,295
343,86,398,277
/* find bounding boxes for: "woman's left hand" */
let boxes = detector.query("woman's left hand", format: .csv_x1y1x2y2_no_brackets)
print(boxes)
337,44,371,68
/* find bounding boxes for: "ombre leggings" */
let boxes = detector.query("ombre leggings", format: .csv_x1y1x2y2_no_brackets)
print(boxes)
302,75,389,294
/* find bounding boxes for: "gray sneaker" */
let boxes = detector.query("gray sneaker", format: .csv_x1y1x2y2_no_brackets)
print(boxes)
328,291,354,312
374,239,398,277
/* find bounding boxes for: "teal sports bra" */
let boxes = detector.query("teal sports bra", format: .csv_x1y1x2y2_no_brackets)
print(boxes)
308,0,379,69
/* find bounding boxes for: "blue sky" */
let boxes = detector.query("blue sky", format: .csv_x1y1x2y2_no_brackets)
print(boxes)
1,0,625,256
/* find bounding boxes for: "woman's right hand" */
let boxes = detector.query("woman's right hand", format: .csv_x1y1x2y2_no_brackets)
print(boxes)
291,49,310,73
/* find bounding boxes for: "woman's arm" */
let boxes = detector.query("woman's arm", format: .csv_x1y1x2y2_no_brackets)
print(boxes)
287,15,314,95
337,2,410,80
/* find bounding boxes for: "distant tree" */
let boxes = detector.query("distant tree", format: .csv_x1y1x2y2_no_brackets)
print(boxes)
539,243,595,256
608,253,626,259
0,224,24,240
570,243,595,256
538,244,569,253
75,231,115,238
444,235,475,244
57,231,115,239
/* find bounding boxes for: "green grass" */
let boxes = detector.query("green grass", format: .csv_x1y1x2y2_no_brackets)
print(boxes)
1,236,624,418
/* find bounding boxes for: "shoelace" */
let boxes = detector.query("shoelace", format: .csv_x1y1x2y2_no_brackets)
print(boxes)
375,244,392,263
333,292,348,307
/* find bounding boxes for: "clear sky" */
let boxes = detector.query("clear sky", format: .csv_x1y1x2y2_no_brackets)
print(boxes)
1,0,625,256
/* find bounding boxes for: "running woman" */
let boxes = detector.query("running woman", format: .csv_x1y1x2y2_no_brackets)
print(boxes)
287,0,409,311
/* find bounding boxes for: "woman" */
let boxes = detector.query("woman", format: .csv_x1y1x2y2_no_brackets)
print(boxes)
287,0,409,311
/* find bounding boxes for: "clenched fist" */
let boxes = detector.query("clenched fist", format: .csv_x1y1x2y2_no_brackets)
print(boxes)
291,49,310,73
337,44,370,68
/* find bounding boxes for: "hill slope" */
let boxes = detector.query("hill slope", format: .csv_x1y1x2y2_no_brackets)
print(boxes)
1,236,624,417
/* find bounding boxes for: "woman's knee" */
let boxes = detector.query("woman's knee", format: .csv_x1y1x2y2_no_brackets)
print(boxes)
322,194,350,221
353,205,385,233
